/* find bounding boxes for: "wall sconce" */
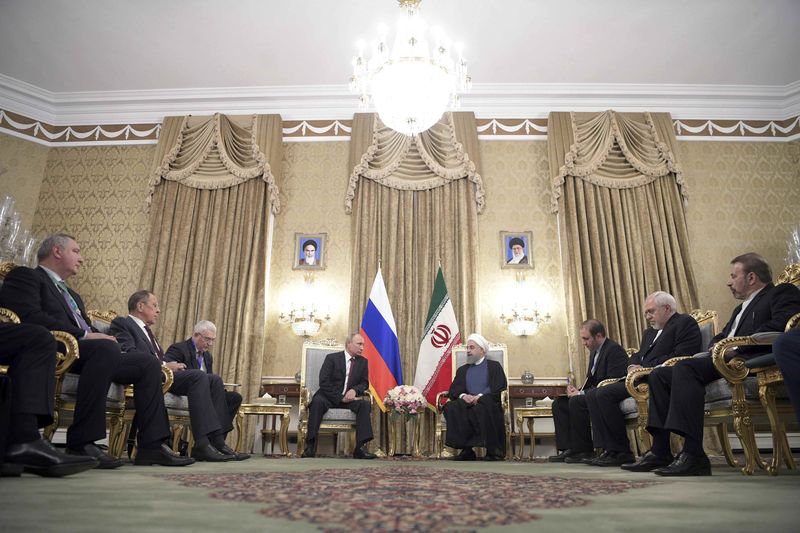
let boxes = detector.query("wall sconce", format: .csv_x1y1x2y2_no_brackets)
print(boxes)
278,272,331,337
500,306,551,336
499,272,551,336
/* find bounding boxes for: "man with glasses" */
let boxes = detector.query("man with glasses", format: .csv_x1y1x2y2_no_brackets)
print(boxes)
583,291,702,466
165,320,246,460
110,292,245,461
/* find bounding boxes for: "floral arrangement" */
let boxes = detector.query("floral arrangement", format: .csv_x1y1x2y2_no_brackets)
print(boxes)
383,385,427,415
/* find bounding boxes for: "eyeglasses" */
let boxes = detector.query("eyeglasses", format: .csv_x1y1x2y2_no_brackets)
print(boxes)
200,334,216,343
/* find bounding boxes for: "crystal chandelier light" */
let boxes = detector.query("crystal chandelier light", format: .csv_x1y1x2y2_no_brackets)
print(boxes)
349,0,471,136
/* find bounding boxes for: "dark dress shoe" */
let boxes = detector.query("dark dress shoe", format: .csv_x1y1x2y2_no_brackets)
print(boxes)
654,452,711,477
192,443,235,462
593,451,635,467
548,449,573,462
67,443,124,469
484,453,504,462
134,443,196,466
453,448,476,461
1,462,24,477
5,438,98,477
564,451,594,463
218,444,250,461
301,441,316,458
620,451,673,472
584,450,610,465
353,447,377,459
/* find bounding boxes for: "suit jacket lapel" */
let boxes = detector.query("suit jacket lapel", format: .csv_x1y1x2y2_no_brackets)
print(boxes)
128,316,156,356
37,266,79,327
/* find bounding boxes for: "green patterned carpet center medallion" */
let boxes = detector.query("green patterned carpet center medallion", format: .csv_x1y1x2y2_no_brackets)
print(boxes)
162,467,656,532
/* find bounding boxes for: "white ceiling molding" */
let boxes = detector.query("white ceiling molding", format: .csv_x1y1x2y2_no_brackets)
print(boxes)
1,73,798,127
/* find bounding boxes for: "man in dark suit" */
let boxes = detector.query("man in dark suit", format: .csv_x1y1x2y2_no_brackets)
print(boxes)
585,291,702,466
164,319,246,459
549,320,628,463
628,253,800,476
1,322,98,477
443,333,508,461
110,291,246,461
0,233,192,467
774,328,800,425
302,333,375,459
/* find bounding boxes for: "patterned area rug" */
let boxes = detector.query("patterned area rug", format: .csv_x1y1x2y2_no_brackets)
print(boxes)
163,467,656,532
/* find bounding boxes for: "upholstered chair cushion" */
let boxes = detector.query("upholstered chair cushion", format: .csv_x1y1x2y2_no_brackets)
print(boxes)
61,372,125,405
619,397,638,419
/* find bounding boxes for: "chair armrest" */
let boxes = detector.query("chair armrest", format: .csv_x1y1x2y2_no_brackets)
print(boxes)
50,331,80,378
750,331,782,344
787,312,800,331
664,356,692,367
161,365,174,394
435,390,450,411
625,367,655,402
597,377,624,387
711,335,776,383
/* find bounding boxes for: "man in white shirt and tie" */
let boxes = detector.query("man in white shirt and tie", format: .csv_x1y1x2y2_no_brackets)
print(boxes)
549,320,628,463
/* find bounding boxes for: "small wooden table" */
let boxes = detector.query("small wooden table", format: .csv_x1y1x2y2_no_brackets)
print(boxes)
235,403,291,456
514,406,553,460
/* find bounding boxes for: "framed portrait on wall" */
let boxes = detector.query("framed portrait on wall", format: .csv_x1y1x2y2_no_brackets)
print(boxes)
500,231,533,269
293,233,326,270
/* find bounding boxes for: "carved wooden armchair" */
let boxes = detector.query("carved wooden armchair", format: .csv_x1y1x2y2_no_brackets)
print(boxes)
296,340,373,456
595,347,647,456
434,343,512,459
620,309,720,459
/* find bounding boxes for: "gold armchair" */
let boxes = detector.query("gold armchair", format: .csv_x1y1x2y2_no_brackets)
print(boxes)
433,343,512,459
622,309,720,459
296,340,374,456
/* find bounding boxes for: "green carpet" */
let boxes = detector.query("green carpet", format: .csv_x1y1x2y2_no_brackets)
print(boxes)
1,456,798,532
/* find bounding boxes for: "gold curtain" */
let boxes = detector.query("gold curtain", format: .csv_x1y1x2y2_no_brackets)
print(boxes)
347,112,482,452
548,110,699,384
139,113,283,448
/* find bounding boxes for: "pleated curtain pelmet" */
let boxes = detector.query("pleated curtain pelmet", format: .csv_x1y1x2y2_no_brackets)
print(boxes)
548,110,699,384
347,112,483,381
139,113,283,448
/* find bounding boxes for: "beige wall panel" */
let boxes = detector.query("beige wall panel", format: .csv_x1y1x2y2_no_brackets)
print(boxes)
680,140,800,324
477,141,571,380
0,133,49,228
32,145,155,313
264,142,353,376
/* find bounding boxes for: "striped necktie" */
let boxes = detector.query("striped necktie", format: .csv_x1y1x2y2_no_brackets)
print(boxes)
55,280,91,333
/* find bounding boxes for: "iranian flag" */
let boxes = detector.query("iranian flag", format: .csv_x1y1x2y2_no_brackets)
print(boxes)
413,267,461,408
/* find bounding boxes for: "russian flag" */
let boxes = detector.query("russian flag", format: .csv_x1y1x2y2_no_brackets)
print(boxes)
360,267,402,412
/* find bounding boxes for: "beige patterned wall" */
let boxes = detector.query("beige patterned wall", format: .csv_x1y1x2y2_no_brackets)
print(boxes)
263,142,353,376
680,140,800,324
0,134,49,229
477,141,570,379
32,145,155,313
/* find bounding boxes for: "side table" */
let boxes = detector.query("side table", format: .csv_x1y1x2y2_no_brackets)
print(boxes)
514,406,553,460
235,403,292,456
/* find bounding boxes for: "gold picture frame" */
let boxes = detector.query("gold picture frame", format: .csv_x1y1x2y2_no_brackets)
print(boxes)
293,233,326,270
500,230,533,269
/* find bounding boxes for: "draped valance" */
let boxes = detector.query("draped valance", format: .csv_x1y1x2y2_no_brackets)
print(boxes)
549,110,686,213
147,113,282,214
345,112,485,213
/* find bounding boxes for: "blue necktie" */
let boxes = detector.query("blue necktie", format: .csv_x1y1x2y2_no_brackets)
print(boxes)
55,280,91,333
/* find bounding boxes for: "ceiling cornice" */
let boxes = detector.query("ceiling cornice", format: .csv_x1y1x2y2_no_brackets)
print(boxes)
1,73,798,126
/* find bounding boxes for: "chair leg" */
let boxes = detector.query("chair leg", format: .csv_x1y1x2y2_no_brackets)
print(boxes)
715,423,739,468
759,378,796,475
731,384,765,475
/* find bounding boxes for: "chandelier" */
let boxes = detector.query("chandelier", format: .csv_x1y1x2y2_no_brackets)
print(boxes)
279,305,331,337
349,0,471,136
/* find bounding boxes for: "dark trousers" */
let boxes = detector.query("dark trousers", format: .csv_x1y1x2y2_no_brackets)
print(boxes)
306,393,373,446
225,390,243,430
67,342,169,449
170,370,232,439
442,397,506,456
0,323,56,428
585,381,631,453
774,330,800,425
552,393,592,452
